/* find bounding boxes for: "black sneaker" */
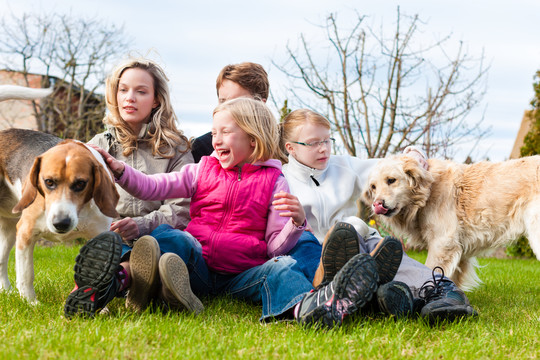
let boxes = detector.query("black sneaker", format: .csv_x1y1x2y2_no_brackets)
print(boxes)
312,222,360,288
125,235,160,312
419,267,478,323
158,253,204,315
376,281,414,319
369,236,403,284
64,231,123,318
296,253,379,328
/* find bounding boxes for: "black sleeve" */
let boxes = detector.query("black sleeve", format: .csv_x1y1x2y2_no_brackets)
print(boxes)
191,131,213,163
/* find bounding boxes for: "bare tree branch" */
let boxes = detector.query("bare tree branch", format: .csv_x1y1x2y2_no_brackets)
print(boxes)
273,7,489,160
0,11,132,140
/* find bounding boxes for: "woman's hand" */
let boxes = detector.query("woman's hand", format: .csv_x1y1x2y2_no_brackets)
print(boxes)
110,217,139,242
404,147,429,170
272,190,306,227
87,144,125,178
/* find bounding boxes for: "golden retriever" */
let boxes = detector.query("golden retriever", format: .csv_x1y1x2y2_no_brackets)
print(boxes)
363,155,540,290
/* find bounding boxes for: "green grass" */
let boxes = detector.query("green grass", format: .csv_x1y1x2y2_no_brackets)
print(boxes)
0,246,538,359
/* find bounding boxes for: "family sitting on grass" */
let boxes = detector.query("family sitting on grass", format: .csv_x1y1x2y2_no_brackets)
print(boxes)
63,59,477,328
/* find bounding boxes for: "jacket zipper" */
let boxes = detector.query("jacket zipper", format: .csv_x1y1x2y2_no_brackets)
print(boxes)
210,166,241,265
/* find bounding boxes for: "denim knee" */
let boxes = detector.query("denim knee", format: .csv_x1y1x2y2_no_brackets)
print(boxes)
151,226,202,264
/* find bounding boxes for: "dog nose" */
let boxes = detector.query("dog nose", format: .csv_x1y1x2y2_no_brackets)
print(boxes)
53,218,72,233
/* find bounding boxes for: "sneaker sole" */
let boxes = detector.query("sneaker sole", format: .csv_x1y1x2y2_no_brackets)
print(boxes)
377,281,413,319
319,222,360,286
321,254,379,328
126,235,160,312
422,305,479,324
64,232,122,318
370,236,403,284
159,253,204,315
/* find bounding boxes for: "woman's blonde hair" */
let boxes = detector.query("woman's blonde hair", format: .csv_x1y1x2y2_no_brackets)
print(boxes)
213,98,287,163
279,109,331,162
104,57,189,157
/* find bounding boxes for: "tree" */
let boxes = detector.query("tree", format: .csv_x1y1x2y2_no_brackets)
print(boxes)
0,11,132,140
507,70,540,258
273,8,490,159
520,70,540,157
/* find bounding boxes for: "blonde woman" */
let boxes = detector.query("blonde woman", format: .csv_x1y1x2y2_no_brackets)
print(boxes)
65,57,193,318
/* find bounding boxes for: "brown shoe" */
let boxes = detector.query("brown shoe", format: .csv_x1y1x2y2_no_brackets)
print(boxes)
369,236,403,284
312,222,360,288
158,253,204,315
126,235,160,312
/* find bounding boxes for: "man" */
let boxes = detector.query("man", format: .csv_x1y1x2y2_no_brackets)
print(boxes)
191,62,269,162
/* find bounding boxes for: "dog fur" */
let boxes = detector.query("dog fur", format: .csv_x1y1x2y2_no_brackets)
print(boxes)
0,128,119,302
363,155,540,291
0,85,53,102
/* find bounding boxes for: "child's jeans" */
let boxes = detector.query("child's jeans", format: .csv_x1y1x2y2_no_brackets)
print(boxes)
286,231,322,283
143,224,313,321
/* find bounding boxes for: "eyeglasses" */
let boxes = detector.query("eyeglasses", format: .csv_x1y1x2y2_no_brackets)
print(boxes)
291,138,336,148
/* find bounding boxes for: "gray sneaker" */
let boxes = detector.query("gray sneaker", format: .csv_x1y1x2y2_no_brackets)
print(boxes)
312,222,360,288
369,236,403,284
158,253,204,315
376,281,414,319
296,253,379,328
419,267,478,323
126,235,160,312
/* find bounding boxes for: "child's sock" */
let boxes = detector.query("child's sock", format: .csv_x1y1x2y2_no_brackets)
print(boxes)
117,267,130,292
293,302,301,320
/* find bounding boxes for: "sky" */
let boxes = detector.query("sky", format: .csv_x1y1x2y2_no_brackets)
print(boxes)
1,0,539,162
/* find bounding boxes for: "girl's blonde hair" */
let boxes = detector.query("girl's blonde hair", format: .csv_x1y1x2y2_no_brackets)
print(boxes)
279,109,331,162
104,57,189,157
213,98,287,163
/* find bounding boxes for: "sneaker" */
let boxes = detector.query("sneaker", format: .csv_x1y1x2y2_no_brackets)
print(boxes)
296,253,379,328
158,253,204,315
419,267,478,323
312,222,360,288
125,235,161,312
64,231,123,318
376,281,414,319
369,236,403,284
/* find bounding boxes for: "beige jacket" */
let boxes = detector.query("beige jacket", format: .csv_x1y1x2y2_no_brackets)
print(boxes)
88,125,193,237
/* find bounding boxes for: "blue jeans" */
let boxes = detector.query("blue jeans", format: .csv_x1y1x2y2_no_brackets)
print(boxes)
286,231,322,283
142,224,313,320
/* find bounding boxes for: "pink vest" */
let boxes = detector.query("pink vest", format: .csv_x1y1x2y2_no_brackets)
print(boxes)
185,157,281,274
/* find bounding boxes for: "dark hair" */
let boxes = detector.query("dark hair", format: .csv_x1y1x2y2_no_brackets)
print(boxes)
215,62,269,100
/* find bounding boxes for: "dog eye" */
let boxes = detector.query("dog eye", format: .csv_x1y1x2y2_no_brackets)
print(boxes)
71,180,87,192
44,179,56,189
371,184,376,190
387,178,396,185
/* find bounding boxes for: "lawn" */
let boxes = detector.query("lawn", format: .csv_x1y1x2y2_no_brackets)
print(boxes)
0,245,538,359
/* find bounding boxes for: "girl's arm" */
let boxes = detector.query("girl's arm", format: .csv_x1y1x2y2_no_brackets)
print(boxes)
91,144,199,201
265,175,306,257
118,163,199,201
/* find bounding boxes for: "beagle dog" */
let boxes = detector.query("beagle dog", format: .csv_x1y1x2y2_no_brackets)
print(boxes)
0,128,119,302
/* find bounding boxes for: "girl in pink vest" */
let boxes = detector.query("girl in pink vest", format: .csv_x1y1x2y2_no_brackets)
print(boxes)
83,98,382,328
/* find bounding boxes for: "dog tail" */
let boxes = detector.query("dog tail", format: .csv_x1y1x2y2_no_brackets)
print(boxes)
456,256,483,291
0,85,53,102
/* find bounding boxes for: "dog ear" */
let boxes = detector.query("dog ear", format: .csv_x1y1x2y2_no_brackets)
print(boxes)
92,163,120,218
12,156,42,213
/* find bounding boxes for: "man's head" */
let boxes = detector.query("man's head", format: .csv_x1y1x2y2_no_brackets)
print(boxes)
216,62,269,103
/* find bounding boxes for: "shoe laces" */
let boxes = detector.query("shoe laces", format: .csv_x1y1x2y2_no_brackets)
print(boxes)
418,266,453,303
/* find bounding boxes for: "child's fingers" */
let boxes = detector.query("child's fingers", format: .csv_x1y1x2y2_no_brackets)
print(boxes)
273,191,293,200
